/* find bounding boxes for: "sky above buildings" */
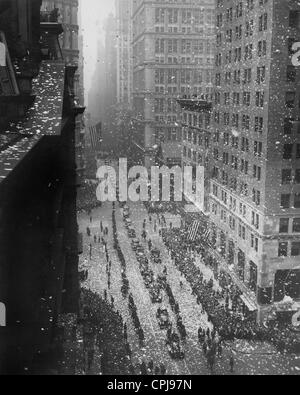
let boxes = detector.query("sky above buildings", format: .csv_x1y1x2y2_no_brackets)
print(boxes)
80,0,115,100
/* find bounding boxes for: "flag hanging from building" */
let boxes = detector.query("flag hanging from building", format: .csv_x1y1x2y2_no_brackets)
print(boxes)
203,229,210,241
0,42,6,67
187,220,201,242
187,220,210,243
87,122,102,150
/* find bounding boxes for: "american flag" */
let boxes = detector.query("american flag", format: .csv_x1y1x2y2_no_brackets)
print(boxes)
187,220,201,242
187,221,210,242
203,229,210,241
87,122,102,150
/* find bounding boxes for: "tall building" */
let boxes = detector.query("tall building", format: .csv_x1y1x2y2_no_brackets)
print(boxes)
0,0,83,373
132,0,215,168
41,0,85,180
102,13,118,149
179,97,213,214
87,40,106,124
41,0,79,67
104,13,118,115
209,0,300,322
116,0,133,110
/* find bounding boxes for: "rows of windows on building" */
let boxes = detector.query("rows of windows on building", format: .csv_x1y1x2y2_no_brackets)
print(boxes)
210,184,300,259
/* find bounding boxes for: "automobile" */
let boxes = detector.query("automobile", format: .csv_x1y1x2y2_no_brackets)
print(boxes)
166,334,185,360
143,271,154,288
150,286,162,303
123,207,130,218
136,244,144,254
136,252,146,263
151,248,161,259
131,239,140,251
124,218,132,228
153,256,162,264
128,227,136,239
156,308,170,329
157,274,167,288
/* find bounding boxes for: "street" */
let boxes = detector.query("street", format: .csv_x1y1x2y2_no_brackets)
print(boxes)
78,202,300,375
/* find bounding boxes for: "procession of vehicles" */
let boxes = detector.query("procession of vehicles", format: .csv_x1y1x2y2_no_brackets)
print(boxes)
122,204,186,361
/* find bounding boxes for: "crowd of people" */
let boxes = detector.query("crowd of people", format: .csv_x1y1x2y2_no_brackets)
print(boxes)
77,183,100,212
162,227,300,354
79,289,133,375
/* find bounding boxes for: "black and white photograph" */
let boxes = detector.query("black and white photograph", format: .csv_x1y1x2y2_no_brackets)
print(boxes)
0,0,300,378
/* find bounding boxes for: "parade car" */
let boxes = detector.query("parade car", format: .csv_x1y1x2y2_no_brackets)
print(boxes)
123,209,130,219
131,239,140,251
157,274,167,288
143,271,154,288
124,218,132,228
128,227,136,239
136,244,144,254
166,333,185,360
136,251,146,263
151,248,162,264
156,308,170,329
150,286,162,303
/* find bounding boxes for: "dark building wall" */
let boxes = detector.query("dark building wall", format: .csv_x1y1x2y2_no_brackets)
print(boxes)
0,118,79,374
0,0,81,374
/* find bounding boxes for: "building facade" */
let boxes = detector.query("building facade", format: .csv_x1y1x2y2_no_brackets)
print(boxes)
209,0,300,321
116,0,133,110
132,0,215,168
41,0,85,180
179,98,212,213
0,0,83,373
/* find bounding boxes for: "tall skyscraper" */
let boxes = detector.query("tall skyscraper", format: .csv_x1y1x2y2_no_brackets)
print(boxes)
104,13,118,115
209,0,300,321
116,0,133,110
132,0,215,168
41,0,79,67
41,0,85,180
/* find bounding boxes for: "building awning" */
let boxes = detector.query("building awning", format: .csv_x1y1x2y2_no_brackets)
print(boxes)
240,294,257,312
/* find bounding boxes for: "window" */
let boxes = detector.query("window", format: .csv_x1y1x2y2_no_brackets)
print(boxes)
291,242,300,257
278,242,288,257
258,40,267,57
257,66,266,84
281,194,291,209
294,194,300,209
286,92,296,108
256,92,264,107
283,144,293,159
284,118,294,135
279,218,289,233
253,165,262,181
289,10,300,29
258,13,268,31
254,141,263,157
282,169,292,184
295,169,300,183
255,117,263,133
287,66,297,82
243,92,251,106
243,68,252,84
293,218,300,233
